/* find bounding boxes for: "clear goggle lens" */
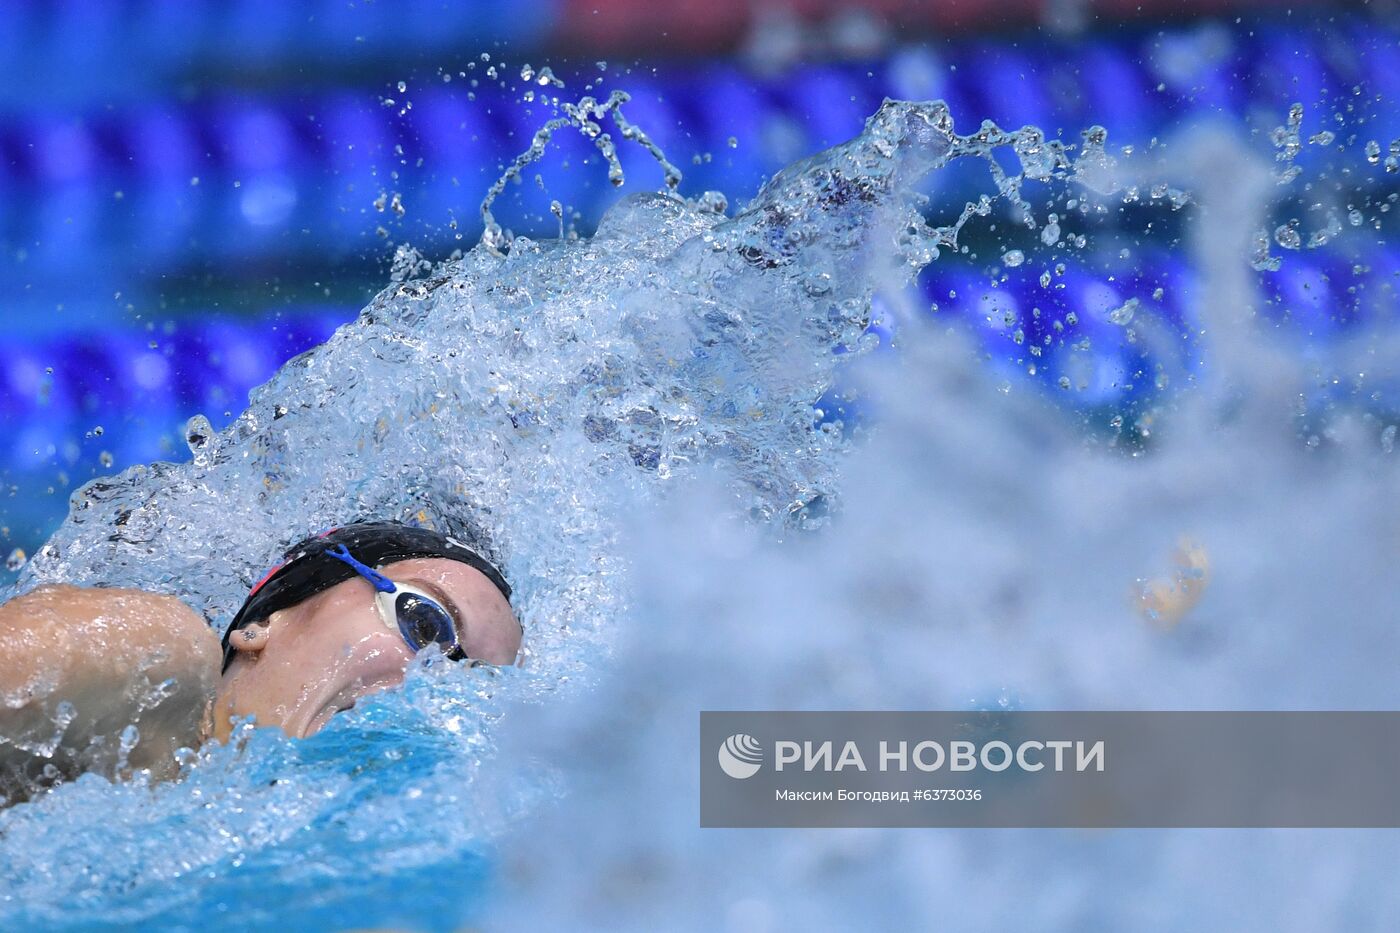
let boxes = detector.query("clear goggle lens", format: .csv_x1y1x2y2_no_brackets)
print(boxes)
375,586,462,657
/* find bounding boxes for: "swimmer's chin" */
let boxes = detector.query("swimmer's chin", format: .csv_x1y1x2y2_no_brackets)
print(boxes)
297,672,406,738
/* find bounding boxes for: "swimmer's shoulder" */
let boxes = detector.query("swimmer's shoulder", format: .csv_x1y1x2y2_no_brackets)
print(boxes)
0,583,221,805
1,582,219,676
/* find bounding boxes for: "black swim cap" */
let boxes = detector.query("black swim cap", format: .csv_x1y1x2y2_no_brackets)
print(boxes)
218,521,511,673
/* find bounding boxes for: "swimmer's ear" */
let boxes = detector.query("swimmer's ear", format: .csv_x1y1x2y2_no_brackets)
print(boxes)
229,620,272,656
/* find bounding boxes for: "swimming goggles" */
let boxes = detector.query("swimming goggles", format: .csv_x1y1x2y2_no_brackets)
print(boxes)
219,521,512,672
325,543,468,661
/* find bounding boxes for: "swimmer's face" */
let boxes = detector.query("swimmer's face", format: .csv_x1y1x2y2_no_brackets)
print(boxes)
213,557,520,739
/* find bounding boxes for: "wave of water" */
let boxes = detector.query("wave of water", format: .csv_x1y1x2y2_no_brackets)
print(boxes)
3,93,1398,931
484,109,1400,931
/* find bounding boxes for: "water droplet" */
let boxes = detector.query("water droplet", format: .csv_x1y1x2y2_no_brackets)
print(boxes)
1274,223,1302,250
185,414,213,453
396,80,407,93
99,451,114,468
1002,249,1025,267
727,136,738,149
118,724,141,764
1108,297,1139,326
1365,140,1381,164
1251,228,1280,271
5,548,25,572
1383,425,1397,454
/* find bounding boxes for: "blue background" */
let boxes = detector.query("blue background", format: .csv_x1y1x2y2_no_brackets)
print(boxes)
1,0,1395,565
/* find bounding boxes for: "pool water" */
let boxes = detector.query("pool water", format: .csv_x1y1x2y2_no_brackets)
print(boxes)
4,90,1400,930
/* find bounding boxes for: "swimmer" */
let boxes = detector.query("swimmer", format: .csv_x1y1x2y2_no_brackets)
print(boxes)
0,521,521,804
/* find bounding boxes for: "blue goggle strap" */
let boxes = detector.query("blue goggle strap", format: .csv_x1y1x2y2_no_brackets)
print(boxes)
325,544,398,594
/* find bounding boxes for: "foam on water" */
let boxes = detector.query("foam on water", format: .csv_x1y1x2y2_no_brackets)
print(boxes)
2,93,1399,930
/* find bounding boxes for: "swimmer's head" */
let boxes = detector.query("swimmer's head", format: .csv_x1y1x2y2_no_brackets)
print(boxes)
213,522,520,739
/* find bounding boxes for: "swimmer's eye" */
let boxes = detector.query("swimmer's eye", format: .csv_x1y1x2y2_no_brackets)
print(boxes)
392,590,461,655
372,583,465,659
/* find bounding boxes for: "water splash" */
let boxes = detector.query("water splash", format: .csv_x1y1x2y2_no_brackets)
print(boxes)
481,116,1400,933
3,91,1396,930
0,96,1120,927
479,90,683,254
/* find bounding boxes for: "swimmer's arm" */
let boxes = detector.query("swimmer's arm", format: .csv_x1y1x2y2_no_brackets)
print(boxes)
0,584,220,801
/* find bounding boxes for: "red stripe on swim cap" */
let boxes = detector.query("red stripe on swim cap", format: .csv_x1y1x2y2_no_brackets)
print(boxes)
249,527,340,597
247,560,286,598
